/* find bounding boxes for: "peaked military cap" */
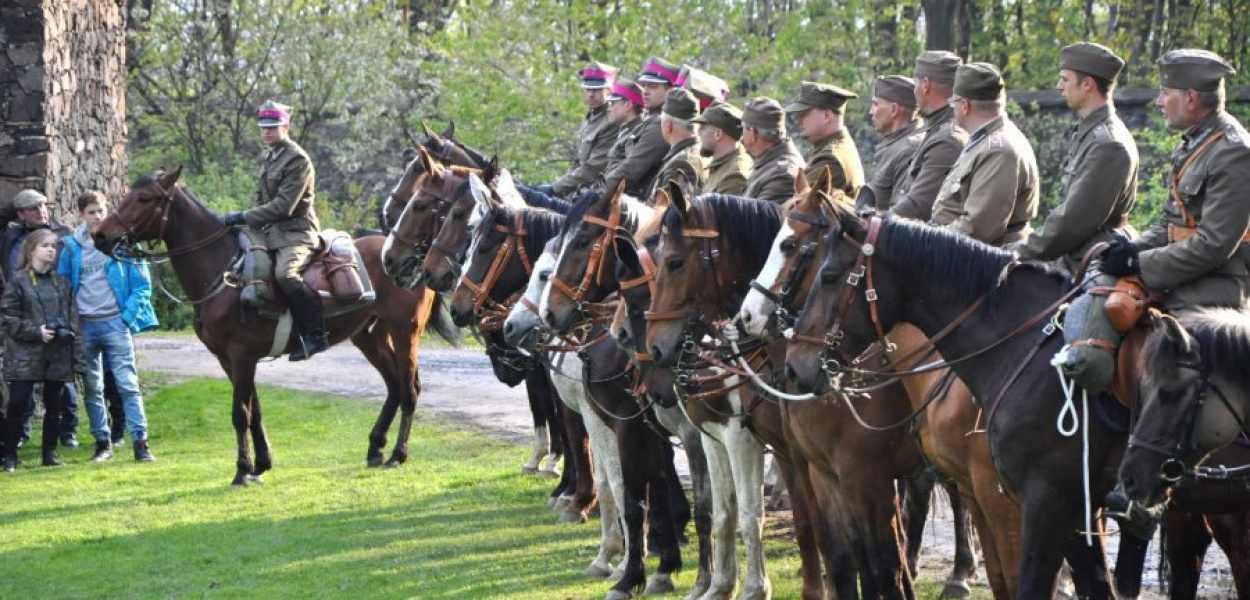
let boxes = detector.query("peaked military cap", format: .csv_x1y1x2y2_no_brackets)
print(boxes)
581,61,618,89
638,57,680,85
914,51,963,83
1158,49,1236,92
742,97,786,132
692,101,744,139
677,65,729,110
785,81,858,114
257,100,292,127
608,77,645,107
1060,42,1125,82
873,75,917,108
662,88,699,121
12,189,47,210
952,63,1005,101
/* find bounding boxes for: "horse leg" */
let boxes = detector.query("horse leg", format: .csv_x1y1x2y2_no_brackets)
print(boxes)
540,374,565,478
900,470,936,579
352,328,399,467
384,325,421,467
525,367,562,479
777,456,826,600
964,492,1011,600
560,404,594,523
645,440,686,595
725,422,770,600
606,418,650,600
1111,519,1150,600
1162,508,1211,600
799,455,857,600
1016,492,1081,600
1063,524,1113,600
943,479,978,599
673,417,713,600
700,428,742,600
1208,512,1250,599
970,446,1023,598
228,359,257,487
842,461,914,600
247,386,272,481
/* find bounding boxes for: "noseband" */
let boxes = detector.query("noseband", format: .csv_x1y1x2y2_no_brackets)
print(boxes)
391,170,474,265
547,192,626,325
748,194,840,331
458,210,533,331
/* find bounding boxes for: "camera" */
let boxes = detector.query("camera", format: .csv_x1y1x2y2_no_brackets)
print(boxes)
45,319,75,342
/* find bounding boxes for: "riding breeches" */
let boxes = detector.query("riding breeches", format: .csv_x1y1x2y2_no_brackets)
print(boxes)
274,243,316,295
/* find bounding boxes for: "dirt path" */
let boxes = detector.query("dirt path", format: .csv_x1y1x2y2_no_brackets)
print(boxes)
133,335,1236,598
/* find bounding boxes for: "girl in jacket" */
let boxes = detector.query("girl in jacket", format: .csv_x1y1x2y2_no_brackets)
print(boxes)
2,228,85,471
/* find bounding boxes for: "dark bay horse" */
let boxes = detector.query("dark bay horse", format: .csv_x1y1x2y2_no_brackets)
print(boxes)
96,169,455,485
381,121,489,231
449,200,692,600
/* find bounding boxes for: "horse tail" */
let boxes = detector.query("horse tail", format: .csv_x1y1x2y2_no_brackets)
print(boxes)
428,292,463,348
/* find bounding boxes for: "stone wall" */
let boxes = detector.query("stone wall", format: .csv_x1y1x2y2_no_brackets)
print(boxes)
0,0,127,224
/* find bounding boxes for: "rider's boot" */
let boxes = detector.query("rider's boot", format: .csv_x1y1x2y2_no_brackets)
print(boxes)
287,284,330,362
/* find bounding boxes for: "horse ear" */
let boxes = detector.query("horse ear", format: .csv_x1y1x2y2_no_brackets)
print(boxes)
1162,315,1196,357
483,156,499,183
421,121,438,142
442,120,456,139
653,187,671,210
666,179,693,223
417,145,440,177
402,147,418,166
794,168,810,195
596,178,626,214
160,166,183,189
814,165,835,195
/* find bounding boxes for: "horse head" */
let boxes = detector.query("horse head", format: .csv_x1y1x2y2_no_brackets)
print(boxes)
740,165,843,338
610,233,678,408
420,164,500,293
382,148,426,231
502,246,557,349
644,180,707,367
541,179,628,334
95,166,186,255
1120,310,1250,508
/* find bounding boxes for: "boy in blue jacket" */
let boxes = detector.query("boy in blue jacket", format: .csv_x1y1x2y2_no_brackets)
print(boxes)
58,191,159,462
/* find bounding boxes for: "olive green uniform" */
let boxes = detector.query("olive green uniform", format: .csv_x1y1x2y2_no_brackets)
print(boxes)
650,137,707,196
550,106,620,197
744,141,806,204
803,129,864,195
1013,105,1138,271
703,144,752,196
1137,110,1250,311
931,115,1039,246
244,138,319,293
888,106,968,221
604,109,669,198
866,121,923,211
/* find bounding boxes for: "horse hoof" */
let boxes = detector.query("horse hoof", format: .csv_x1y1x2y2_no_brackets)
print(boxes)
552,494,573,511
940,581,972,600
545,496,559,509
558,509,587,524
538,468,560,479
521,465,539,475
383,460,403,469
645,573,675,595
230,481,248,489
584,562,614,578
246,474,264,484
367,456,385,468
603,591,632,600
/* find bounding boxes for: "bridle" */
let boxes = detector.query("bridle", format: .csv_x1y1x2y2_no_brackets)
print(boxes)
111,181,232,260
390,168,476,273
748,191,842,333
458,210,533,332
644,199,727,329
547,191,627,326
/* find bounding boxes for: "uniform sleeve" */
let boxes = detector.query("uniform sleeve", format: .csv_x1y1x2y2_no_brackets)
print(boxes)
0,279,41,343
1139,148,1250,289
889,136,961,221
1016,141,1132,261
756,171,800,204
805,154,849,192
245,154,314,226
605,121,667,196
946,148,1019,243
1136,218,1170,251
551,124,617,197
718,172,748,196
868,147,911,211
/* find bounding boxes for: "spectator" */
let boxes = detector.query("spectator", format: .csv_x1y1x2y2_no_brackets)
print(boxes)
2,229,85,471
58,191,158,463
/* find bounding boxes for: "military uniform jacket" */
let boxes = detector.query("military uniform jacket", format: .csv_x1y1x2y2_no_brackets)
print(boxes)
604,109,669,198
649,137,707,198
889,106,968,221
703,144,752,196
803,129,864,196
866,121,923,211
1014,105,1138,271
1137,110,1250,311
745,140,806,204
246,139,320,250
931,115,1039,246
605,116,641,175
550,106,620,197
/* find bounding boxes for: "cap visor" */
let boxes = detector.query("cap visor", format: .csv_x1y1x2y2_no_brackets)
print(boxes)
257,119,285,127
783,102,814,113
581,82,610,89
636,74,671,84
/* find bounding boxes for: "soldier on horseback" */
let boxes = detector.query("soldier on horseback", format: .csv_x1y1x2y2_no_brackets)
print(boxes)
223,100,328,361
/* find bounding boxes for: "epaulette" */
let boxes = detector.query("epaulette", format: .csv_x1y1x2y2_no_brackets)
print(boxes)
985,131,1004,149
1221,120,1248,148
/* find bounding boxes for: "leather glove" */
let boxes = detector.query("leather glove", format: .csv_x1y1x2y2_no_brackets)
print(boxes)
1100,239,1140,277
223,211,246,227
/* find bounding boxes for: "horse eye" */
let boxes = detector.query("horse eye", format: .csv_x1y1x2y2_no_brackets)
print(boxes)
575,236,591,250
539,269,551,282
780,238,797,254
667,258,684,271
452,212,465,220
820,268,838,284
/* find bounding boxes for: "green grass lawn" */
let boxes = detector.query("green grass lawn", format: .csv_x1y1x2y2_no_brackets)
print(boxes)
1,376,979,599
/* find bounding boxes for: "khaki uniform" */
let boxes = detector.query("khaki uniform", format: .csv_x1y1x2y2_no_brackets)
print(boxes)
1013,105,1138,271
1137,110,1250,311
605,116,641,174
866,121,923,211
704,144,752,196
745,140,806,204
604,109,669,198
931,115,1039,246
650,137,707,197
245,138,319,291
550,106,620,197
889,106,968,221
803,129,864,195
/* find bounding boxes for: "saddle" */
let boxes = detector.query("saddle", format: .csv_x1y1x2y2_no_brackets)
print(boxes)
238,229,376,320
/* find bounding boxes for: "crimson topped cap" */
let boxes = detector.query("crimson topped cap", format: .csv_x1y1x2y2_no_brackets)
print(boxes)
608,77,645,107
677,65,729,110
637,57,680,86
1157,49,1236,92
581,61,618,89
257,99,292,127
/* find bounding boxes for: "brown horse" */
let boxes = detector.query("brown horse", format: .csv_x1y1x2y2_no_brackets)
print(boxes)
95,168,453,485
380,121,489,231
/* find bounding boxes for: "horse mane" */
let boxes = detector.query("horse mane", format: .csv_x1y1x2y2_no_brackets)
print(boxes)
554,188,648,245
1147,308,1250,390
875,217,1069,304
135,174,220,221
490,204,566,261
663,194,783,269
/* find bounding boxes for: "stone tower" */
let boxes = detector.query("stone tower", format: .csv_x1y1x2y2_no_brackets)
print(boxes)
0,0,127,222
